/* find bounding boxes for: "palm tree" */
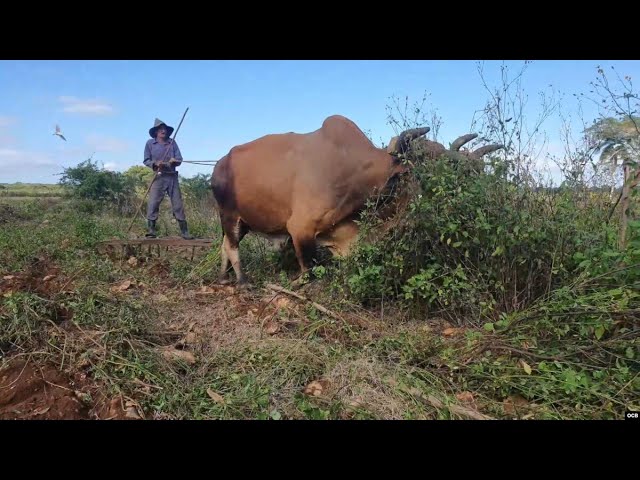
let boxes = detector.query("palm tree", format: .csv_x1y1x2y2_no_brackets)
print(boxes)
586,117,639,190
585,116,640,249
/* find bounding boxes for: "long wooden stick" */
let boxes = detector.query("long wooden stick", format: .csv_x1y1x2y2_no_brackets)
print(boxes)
264,283,343,321
398,386,494,420
126,172,160,234
422,394,495,421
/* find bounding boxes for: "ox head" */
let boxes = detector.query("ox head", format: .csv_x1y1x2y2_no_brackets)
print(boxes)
387,128,505,173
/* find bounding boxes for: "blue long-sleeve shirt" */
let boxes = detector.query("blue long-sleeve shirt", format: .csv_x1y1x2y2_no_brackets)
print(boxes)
143,138,183,174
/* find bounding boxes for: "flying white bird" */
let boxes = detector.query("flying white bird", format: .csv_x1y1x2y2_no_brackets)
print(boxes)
53,124,66,141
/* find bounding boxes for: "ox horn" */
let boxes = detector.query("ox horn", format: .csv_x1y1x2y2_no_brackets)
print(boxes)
399,126,430,143
451,133,478,151
472,144,505,158
393,126,430,153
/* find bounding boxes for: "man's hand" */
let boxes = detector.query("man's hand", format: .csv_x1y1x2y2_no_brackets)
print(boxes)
169,157,179,165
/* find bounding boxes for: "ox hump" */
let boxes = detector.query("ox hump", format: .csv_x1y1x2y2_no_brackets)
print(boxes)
321,115,373,147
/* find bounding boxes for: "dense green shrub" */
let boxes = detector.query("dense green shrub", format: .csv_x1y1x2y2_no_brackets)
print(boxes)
336,153,621,322
59,159,136,209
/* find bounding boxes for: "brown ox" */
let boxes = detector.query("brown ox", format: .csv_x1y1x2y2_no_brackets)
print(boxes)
211,114,502,286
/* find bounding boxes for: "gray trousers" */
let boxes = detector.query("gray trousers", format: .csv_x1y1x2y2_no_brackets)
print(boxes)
146,173,186,222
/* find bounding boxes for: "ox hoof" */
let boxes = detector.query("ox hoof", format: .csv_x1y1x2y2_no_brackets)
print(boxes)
290,275,310,290
217,276,232,286
235,282,251,292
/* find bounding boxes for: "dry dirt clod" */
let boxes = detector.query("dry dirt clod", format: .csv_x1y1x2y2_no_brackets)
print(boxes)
264,320,280,335
161,347,196,365
110,279,134,293
443,327,465,337
303,379,330,397
207,388,225,404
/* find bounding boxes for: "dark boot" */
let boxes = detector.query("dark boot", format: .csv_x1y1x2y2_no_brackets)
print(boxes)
178,220,194,240
145,219,157,238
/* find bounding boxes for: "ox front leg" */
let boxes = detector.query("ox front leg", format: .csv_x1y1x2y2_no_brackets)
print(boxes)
287,221,318,288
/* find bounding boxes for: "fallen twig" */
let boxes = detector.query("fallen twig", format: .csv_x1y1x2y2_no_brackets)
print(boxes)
402,386,494,420
132,378,164,390
144,330,184,337
58,266,89,293
491,344,562,361
505,307,640,330
424,394,494,421
255,290,282,339
264,283,343,322
0,358,30,390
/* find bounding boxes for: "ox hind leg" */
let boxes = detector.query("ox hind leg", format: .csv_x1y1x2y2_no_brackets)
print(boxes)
218,213,249,286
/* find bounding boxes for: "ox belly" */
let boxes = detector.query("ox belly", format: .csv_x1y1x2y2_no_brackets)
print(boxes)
249,219,360,258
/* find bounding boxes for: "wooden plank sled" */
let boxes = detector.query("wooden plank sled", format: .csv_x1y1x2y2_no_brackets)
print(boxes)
97,237,216,248
96,237,218,261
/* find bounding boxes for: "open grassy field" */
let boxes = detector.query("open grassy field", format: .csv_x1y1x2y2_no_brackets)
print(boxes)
1,164,637,421
0,183,65,198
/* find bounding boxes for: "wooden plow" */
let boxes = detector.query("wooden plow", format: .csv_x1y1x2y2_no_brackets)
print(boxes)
96,237,217,261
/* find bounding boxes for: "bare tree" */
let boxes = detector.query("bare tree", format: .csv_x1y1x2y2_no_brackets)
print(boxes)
549,100,607,191
385,91,443,143
469,61,560,185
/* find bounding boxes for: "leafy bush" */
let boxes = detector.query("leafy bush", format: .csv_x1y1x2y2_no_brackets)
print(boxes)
181,173,212,202
123,165,155,195
336,153,616,323
59,159,136,210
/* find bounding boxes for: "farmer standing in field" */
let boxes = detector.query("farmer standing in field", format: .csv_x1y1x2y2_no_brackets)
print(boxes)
143,118,194,239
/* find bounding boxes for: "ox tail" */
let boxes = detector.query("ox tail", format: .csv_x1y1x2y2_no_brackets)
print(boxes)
209,174,221,215
210,195,221,214
210,152,234,218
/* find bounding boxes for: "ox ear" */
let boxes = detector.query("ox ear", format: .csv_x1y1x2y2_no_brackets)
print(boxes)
387,138,405,169
386,136,401,154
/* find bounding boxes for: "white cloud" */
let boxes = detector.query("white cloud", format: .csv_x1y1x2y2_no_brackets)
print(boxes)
0,148,56,169
0,116,18,146
103,162,118,171
85,134,130,154
0,116,16,128
0,134,18,145
0,148,21,157
58,96,114,115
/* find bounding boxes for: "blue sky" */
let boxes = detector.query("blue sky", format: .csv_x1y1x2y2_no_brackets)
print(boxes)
1,60,639,184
